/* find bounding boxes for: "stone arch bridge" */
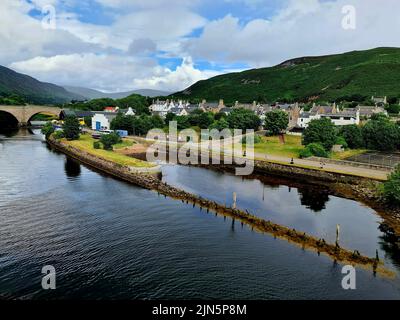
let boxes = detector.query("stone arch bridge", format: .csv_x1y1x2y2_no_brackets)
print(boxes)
0,105,61,127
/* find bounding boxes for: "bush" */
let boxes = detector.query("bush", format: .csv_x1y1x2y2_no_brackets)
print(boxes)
299,148,313,159
100,132,122,151
384,165,400,205
93,141,101,149
300,143,328,158
335,136,348,149
41,122,55,138
241,134,262,145
53,130,65,140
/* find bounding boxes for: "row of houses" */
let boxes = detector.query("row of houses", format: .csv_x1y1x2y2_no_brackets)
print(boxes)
60,95,389,132
149,98,387,130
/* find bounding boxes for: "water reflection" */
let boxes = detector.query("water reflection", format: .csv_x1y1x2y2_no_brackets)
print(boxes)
64,157,81,179
298,188,330,213
2,132,400,299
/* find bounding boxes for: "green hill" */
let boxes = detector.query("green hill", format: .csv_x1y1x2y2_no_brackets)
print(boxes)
172,47,400,104
0,65,84,105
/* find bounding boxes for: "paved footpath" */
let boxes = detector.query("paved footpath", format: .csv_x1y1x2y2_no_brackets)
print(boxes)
129,134,389,181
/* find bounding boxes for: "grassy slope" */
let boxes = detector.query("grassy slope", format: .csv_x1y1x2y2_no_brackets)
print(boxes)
252,135,365,159
63,134,154,168
172,47,400,104
0,65,83,104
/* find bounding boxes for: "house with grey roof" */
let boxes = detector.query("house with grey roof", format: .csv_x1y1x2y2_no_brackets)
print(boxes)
297,106,360,129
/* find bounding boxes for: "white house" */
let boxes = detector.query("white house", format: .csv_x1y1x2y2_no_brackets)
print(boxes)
92,108,136,131
149,99,190,117
92,112,118,131
297,109,360,128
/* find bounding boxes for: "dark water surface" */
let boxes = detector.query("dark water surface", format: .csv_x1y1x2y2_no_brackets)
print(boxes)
1,129,400,299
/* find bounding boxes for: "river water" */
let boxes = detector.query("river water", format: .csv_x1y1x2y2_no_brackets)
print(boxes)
1,129,400,299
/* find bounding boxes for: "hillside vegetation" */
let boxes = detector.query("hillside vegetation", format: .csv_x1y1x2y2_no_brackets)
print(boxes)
0,65,83,105
172,47,400,104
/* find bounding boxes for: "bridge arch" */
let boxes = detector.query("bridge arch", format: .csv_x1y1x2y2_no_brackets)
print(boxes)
0,110,19,129
26,110,60,125
0,105,61,126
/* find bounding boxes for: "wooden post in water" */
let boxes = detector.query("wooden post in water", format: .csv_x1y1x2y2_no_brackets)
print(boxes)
336,224,340,247
233,192,237,209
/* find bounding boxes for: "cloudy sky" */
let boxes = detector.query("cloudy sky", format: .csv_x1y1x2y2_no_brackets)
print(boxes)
2,0,400,93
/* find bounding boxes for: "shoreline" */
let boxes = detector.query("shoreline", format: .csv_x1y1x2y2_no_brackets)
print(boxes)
47,135,391,275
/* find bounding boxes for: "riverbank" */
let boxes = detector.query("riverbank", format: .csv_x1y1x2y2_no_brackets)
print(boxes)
47,135,390,274
196,161,400,241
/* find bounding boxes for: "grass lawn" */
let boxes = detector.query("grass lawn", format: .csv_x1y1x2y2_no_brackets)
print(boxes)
331,149,367,160
114,139,134,150
253,135,304,159
63,134,153,168
252,135,367,160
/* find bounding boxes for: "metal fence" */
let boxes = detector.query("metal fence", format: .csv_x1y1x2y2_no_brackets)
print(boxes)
346,152,400,168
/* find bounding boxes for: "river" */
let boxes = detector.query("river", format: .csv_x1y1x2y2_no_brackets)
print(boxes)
1,129,400,299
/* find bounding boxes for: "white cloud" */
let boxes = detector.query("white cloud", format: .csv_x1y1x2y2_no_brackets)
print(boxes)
0,0,99,65
10,54,222,92
2,0,400,94
132,57,222,91
185,0,400,67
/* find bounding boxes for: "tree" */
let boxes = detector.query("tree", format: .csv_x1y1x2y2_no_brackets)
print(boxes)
188,110,215,128
209,118,229,131
387,97,398,105
84,116,92,128
303,118,337,151
111,114,135,134
214,112,227,121
117,94,150,115
165,113,175,123
384,165,400,205
151,115,165,129
299,143,328,158
362,115,400,151
227,108,261,131
63,115,80,140
175,116,191,130
339,125,364,149
100,132,122,150
386,104,400,115
41,122,55,138
264,110,289,135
